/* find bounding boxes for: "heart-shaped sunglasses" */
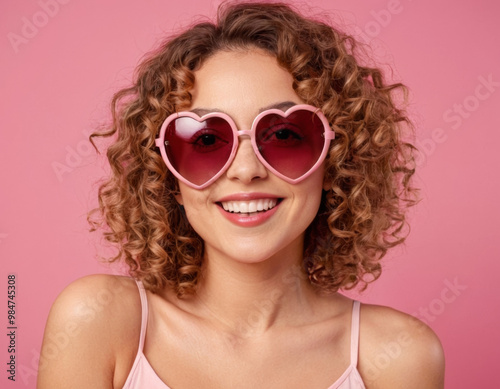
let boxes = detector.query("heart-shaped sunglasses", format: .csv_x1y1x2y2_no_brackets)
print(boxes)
155,104,335,189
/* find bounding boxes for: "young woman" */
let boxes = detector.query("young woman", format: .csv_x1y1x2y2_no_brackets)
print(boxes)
38,2,444,388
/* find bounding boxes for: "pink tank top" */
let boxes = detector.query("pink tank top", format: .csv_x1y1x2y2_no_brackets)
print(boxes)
122,281,366,389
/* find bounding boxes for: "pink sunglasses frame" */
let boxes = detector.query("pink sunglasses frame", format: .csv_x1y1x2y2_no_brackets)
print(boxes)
155,104,335,189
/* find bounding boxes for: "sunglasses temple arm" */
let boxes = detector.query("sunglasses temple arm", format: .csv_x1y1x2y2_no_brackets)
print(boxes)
324,130,335,140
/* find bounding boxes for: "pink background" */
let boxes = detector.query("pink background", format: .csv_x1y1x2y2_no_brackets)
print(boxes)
1,0,499,387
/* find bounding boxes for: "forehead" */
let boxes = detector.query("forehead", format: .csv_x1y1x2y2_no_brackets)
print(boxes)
189,49,302,120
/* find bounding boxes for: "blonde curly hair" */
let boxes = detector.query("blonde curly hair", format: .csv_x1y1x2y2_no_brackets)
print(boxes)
89,1,417,297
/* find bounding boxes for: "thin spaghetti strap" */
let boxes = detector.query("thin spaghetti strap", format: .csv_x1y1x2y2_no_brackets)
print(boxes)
134,279,149,352
350,300,361,366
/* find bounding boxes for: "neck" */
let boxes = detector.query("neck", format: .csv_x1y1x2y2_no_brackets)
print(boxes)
191,247,318,338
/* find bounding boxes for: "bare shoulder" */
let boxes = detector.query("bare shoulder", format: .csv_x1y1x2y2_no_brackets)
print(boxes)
42,274,140,335
37,274,142,389
358,304,445,389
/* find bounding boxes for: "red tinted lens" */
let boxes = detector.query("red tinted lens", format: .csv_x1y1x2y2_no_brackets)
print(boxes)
255,110,326,179
165,116,234,186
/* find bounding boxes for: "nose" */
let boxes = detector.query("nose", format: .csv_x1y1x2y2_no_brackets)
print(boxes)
225,137,268,184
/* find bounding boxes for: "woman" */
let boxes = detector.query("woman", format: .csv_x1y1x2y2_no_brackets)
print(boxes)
38,2,444,388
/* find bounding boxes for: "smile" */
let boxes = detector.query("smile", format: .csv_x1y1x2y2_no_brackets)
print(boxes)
220,199,279,215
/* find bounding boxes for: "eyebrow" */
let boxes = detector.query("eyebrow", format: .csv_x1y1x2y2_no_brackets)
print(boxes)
189,101,297,117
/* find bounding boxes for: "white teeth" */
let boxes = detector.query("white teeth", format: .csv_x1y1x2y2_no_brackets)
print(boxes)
220,199,278,214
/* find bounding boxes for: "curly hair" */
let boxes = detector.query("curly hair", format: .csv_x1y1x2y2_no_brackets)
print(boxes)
89,1,417,297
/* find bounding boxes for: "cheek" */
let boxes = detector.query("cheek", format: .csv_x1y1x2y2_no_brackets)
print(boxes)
177,187,211,228
299,171,326,219
181,201,205,238
303,166,326,197
304,190,323,222
182,195,209,218
177,181,209,208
